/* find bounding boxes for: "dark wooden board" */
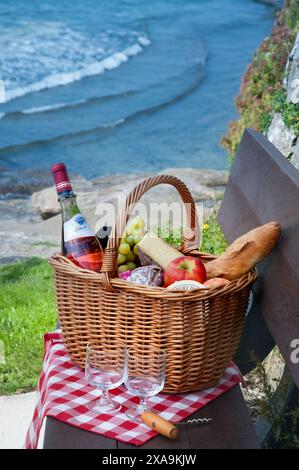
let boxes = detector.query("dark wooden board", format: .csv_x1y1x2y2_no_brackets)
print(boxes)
43,417,117,449
186,385,259,449
43,385,259,449
218,128,299,387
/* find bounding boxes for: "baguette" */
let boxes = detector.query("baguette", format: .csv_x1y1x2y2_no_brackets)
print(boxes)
205,221,281,280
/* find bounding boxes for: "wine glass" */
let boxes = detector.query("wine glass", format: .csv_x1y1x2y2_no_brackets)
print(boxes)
85,343,125,414
124,346,166,421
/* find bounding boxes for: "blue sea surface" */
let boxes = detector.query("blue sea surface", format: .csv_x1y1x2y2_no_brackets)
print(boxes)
0,0,275,181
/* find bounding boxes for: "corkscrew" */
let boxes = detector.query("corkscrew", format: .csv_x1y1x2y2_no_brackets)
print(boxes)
176,417,213,426
141,411,213,439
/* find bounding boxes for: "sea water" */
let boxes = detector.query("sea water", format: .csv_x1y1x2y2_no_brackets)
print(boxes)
0,0,276,184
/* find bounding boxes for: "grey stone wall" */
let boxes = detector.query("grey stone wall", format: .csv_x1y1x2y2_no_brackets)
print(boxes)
267,32,299,169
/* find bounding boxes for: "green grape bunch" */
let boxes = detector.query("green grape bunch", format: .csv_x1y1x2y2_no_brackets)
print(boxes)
117,216,145,274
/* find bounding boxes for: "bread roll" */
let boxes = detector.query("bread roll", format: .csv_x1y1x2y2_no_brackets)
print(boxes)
205,221,281,280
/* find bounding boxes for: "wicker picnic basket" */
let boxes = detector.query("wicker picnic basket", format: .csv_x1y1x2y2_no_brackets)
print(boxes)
49,175,257,393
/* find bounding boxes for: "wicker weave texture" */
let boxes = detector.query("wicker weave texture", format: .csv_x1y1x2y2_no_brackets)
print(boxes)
49,175,257,393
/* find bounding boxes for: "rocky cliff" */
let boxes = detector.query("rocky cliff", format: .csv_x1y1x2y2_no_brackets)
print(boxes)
267,32,299,168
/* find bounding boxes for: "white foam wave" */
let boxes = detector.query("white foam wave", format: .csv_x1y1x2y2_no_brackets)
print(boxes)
138,36,151,47
5,40,150,103
22,100,86,115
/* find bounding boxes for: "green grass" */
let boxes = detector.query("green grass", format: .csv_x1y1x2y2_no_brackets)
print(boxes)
155,214,228,256
0,258,56,395
200,214,228,255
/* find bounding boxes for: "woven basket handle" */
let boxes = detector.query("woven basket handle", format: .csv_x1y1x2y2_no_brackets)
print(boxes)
100,175,199,289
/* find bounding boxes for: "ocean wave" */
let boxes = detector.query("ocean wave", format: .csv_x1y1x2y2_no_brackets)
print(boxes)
4,37,150,103
0,90,137,120
0,63,203,155
22,101,86,114
0,117,126,155
137,36,151,46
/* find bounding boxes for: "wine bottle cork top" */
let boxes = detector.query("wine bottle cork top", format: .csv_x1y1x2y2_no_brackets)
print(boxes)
51,162,72,193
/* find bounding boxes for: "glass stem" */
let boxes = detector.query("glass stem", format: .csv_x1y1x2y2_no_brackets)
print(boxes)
99,388,111,405
139,395,149,412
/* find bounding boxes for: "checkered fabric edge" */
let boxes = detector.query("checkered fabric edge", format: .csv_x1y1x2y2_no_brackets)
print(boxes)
25,332,242,449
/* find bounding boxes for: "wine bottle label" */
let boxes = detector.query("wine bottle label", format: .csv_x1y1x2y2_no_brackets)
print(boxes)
64,214,94,242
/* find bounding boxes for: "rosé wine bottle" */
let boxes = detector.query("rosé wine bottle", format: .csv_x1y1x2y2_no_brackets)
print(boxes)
51,163,103,272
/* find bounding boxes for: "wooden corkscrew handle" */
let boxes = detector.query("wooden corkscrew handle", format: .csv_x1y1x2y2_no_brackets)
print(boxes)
141,411,179,439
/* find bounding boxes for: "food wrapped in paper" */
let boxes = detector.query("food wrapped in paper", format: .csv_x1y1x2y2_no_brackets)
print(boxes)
127,265,164,287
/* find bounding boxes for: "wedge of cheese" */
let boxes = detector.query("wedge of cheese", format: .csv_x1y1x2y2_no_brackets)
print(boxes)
137,232,182,270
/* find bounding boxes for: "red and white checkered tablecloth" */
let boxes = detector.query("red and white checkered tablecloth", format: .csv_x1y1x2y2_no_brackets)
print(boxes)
25,332,243,449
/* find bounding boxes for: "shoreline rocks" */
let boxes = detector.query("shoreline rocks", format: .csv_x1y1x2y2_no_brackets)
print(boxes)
30,167,228,221
286,32,299,105
0,168,228,264
267,33,299,165
267,113,297,157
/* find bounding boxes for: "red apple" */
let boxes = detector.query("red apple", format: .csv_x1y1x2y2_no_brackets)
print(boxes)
203,277,230,289
164,256,206,287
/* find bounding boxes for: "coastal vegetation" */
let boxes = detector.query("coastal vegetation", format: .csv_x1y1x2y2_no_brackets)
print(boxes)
200,214,228,256
221,0,299,162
